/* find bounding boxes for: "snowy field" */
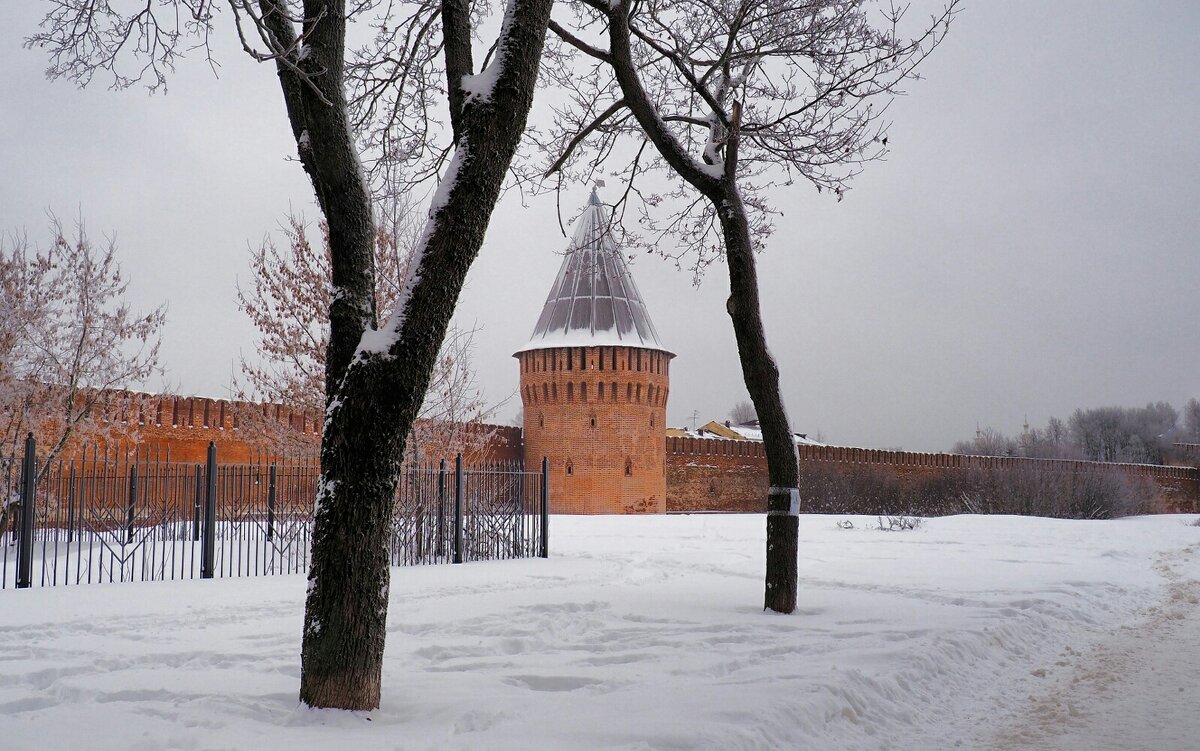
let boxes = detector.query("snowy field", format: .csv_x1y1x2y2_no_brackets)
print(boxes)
1,513,1198,750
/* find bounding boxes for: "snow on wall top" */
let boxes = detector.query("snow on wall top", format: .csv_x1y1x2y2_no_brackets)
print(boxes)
515,189,671,356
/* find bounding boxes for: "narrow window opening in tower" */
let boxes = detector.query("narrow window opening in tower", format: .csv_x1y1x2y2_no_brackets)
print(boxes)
598,348,605,371
624,459,633,477
566,461,574,476
590,415,597,428
567,382,573,402
636,350,642,371
539,413,544,428
611,382,617,402
626,383,632,401
581,382,588,402
637,384,643,402
579,347,586,370
650,415,655,428
552,383,558,400
627,347,633,371
567,348,573,371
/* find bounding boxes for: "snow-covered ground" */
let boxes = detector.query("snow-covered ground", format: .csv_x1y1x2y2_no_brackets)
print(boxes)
1,514,1197,750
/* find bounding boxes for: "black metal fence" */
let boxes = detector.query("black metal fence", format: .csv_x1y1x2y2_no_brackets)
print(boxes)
1,436,549,590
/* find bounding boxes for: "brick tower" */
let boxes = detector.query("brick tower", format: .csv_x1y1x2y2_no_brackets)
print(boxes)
515,189,673,514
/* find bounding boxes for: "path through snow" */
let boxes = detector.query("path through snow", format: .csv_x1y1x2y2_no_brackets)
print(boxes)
984,542,1200,751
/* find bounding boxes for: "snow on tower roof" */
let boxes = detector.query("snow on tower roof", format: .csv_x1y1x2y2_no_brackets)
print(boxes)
515,188,671,355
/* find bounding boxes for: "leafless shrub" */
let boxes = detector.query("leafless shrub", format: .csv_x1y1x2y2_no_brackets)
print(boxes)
878,515,921,531
799,462,1160,520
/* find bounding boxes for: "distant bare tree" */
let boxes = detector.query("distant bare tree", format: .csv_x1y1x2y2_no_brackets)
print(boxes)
0,215,165,473
728,400,757,424
1182,399,1200,442
1068,402,1177,464
952,427,1016,458
955,403,1187,464
535,0,959,612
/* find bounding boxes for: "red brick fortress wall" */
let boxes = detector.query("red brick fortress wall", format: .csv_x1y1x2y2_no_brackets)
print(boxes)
518,345,670,514
50,394,321,464
666,437,1200,515
45,390,524,467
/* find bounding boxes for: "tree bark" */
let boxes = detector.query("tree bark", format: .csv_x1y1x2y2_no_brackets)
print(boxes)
717,182,799,614
262,0,555,711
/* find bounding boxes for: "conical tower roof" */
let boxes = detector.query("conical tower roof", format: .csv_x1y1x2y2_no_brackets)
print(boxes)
516,189,671,355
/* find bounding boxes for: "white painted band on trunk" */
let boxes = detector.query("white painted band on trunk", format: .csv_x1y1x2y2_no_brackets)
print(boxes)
767,488,801,515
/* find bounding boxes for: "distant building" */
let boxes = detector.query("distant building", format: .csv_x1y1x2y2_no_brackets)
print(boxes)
670,419,823,446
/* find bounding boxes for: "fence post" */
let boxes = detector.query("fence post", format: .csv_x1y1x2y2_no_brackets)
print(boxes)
16,433,36,589
453,453,464,564
436,459,446,559
540,456,549,559
66,463,76,544
127,464,138,544
192,464,202,542
266,464,277,542
201,441,217,579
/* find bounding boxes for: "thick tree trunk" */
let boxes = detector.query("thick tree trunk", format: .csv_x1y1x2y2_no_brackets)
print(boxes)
716,185,800,614
262,0,555,710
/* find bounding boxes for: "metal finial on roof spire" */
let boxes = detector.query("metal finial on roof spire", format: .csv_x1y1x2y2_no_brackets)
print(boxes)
515,188,670,356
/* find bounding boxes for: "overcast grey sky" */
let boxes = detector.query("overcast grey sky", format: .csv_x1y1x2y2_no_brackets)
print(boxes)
2,2,1197,452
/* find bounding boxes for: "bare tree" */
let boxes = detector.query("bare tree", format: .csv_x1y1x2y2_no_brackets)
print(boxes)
236,209,495,459
0,216,165,473
728,400,757,424
1184,398,1200,442
952,427,1017,458
1068,402,1178,464
28,0,554,708
534,0,958,611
